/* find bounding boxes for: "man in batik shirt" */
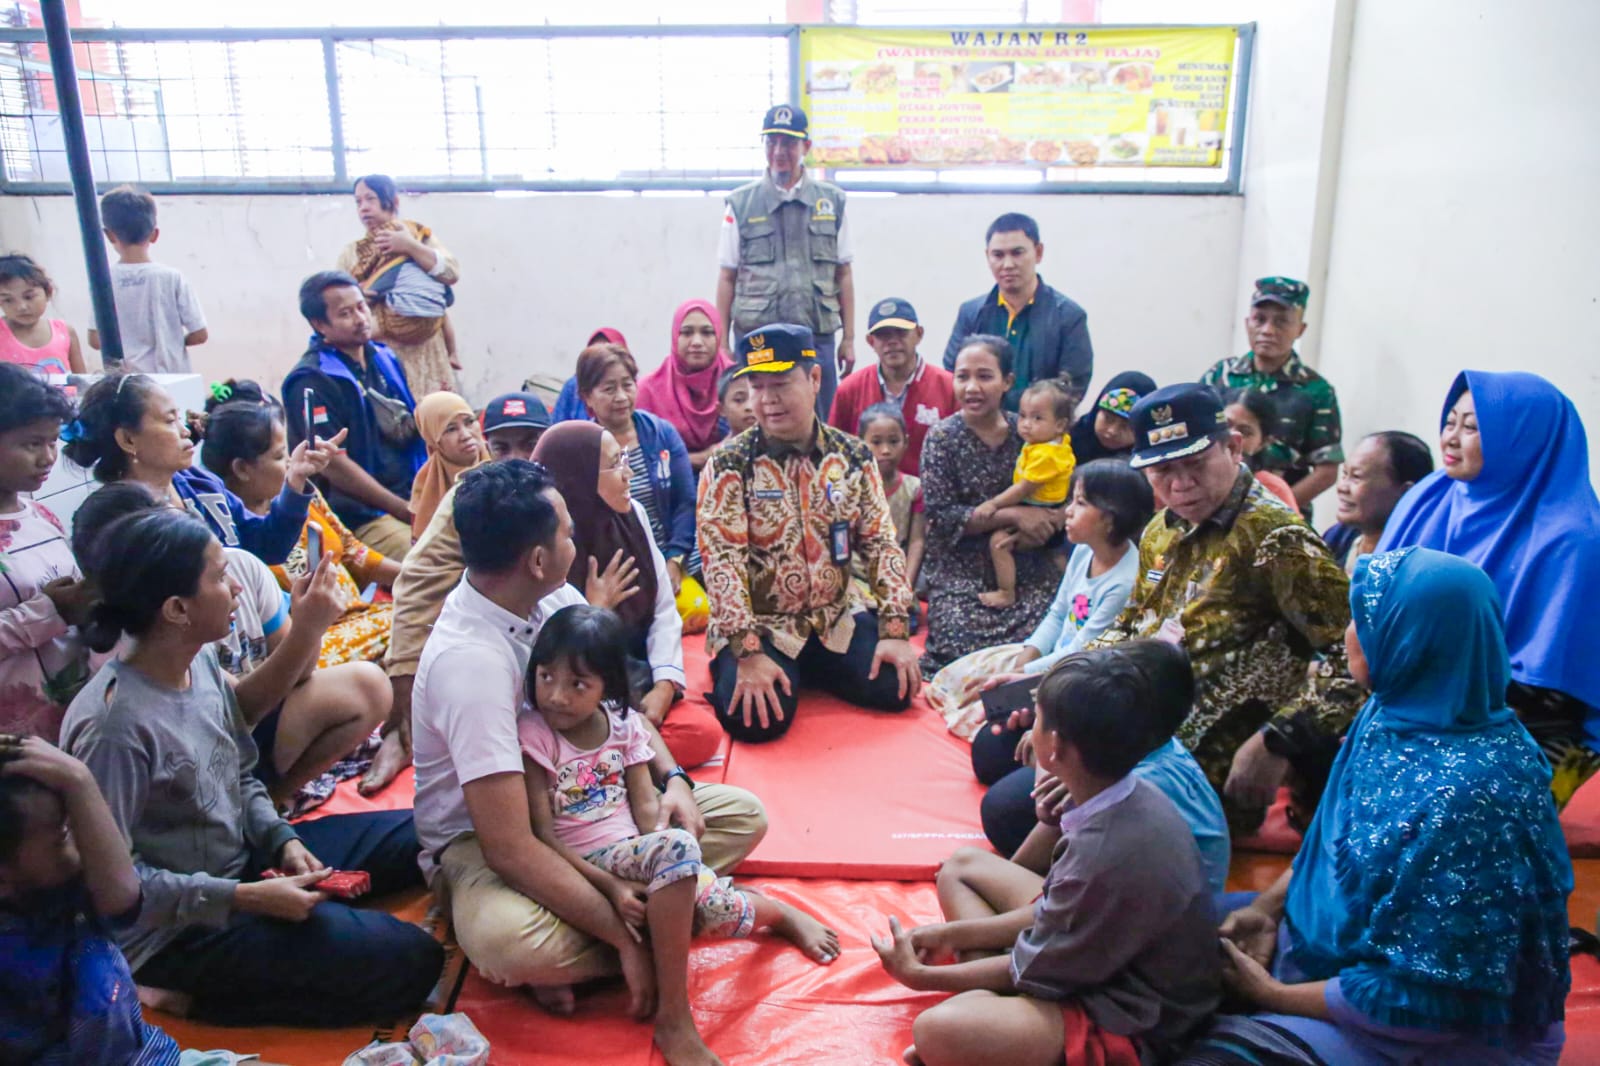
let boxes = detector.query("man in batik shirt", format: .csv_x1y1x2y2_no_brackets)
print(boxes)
697,323,920,743
1099,383,1360,831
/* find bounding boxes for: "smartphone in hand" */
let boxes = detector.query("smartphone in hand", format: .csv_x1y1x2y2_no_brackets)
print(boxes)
302,388,318,447
980,677,1038,723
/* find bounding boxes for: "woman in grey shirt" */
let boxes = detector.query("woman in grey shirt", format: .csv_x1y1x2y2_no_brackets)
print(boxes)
59,508,442,1026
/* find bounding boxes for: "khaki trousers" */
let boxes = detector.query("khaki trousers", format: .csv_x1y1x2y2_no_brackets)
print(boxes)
438,783,766,988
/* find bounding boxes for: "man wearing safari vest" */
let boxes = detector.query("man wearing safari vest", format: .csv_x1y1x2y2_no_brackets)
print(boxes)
717,104,857,418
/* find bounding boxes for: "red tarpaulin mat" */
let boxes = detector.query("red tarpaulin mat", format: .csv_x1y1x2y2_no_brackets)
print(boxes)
456,877,947,1066
138,862,1600,1065
294,766,418,823
1563,775,1600,858
1230,787,1301,855
720,694,988,880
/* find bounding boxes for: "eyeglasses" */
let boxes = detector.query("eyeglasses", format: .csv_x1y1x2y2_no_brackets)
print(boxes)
610,446,632,471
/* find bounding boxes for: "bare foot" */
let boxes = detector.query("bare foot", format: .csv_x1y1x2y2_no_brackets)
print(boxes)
528,984,576,1016
773,900,841,964
358,729,409,796
977,589,1016,609
654,1016,724,1066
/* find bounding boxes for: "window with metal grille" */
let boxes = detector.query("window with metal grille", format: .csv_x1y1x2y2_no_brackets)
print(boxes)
0,3,1248,194
827,1,1063,24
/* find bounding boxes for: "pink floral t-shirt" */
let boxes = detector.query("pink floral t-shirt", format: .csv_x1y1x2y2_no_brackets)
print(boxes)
0,499,88,740
517,706,656,855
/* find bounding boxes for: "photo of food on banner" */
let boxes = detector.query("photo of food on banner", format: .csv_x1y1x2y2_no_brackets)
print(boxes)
798,27,1234,172
966,61,1014,94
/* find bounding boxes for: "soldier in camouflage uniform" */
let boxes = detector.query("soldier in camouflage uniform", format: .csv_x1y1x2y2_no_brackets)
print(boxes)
1201,277,1343,516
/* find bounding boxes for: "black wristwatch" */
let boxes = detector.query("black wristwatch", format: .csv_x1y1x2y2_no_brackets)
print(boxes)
661,766,696,793
1260,716,1311,760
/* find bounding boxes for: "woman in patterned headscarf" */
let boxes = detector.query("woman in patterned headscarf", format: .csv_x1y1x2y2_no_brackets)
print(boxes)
1068,370,1157,463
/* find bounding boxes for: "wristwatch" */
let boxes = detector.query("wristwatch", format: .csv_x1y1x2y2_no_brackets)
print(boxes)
661,766,696,793
1260,717,1305,760
734,631,764,660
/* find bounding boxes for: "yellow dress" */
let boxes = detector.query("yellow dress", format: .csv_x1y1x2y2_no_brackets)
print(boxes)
1014,436,1076,505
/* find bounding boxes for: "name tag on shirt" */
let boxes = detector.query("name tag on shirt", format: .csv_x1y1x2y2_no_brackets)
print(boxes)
829,521,851,564
752,489,786,500
914,404,941,426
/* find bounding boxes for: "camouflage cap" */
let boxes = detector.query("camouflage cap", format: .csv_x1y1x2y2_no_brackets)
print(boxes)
1251,276,1309,310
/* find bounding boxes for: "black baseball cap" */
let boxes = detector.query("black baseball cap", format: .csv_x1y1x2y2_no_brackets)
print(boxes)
1128,384,1231,469
481,392,550,434
761,104,809,139
731,323,817,380
867,298,919,334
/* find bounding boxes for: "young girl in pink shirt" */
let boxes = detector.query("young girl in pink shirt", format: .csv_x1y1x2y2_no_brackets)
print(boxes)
0,256,84,375
519,604,837,1066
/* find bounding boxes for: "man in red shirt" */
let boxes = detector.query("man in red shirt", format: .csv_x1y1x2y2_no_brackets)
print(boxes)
828,297,955,476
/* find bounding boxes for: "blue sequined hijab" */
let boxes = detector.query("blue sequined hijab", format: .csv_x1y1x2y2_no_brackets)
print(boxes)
1284,548,1572,1035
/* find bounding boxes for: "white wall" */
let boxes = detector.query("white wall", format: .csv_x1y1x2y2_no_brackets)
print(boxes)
0,190,1244,406
1316,0,1600,475
1101,0,1342,353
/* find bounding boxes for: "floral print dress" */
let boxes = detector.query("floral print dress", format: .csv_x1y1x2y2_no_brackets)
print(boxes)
919,412,1056,670
0,500,88,740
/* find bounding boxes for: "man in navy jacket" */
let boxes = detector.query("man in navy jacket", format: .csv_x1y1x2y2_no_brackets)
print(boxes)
941,212,1094,411
283,270,425,560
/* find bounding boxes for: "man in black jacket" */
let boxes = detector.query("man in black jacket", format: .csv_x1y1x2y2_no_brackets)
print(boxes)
942,212,1094,411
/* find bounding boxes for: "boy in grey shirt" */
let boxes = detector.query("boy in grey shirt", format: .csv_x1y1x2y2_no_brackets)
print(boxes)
88,185,207,373
873,647,1221,1065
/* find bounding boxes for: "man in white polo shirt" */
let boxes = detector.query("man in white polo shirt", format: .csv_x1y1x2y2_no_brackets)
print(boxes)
412,459,767,1010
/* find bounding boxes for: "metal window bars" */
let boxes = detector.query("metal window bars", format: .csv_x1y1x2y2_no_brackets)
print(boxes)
0,23,1250,195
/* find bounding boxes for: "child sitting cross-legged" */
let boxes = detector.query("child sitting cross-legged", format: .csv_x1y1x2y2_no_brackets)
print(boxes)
872,646,1221,1066
519,603,839,1066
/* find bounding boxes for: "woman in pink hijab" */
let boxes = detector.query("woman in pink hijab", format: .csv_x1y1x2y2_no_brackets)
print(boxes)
635,299,731,469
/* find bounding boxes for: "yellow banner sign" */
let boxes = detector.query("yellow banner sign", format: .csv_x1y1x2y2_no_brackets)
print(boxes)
798,25,1237,170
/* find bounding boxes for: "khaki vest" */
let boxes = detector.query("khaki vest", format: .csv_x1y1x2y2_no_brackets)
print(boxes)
726,173,845,339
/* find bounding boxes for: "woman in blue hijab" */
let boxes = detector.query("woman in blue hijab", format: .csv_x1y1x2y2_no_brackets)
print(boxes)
1379,370,1600,807
1180,548,1572,1066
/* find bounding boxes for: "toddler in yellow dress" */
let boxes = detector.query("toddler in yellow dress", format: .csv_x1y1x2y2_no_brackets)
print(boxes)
973,378,1075,607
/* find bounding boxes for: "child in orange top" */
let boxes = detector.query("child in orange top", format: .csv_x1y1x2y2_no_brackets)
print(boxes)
1223,388,1299,511
0,255,85,375
975,378,1076,608
200,379,402,669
